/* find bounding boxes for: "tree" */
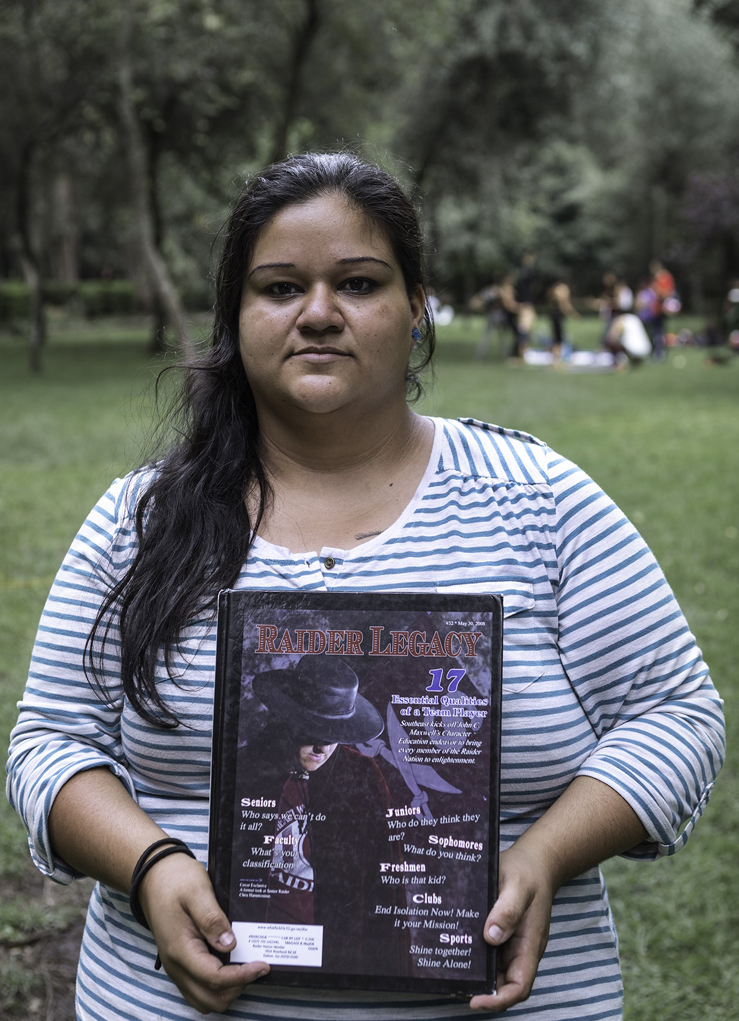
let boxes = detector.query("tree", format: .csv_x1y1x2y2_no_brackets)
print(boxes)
0,0,114,369
389,0,613,295
118,4,195,354
4,0,739,346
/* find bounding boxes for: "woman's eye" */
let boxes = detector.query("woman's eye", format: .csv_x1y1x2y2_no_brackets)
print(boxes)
341,277,375,294
267,282,300,296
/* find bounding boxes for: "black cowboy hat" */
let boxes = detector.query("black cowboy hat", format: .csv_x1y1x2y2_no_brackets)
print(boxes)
252,657,383,744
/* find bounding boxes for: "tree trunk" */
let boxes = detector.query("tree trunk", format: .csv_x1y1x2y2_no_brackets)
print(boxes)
271,0,321,162
689,266,704,317
150,304,168,355
649,183,667,262
19,254,45,373
147,136,168,355
409,0,490,195
118,7,193,357
50,171,79,283
17,139,45,372
722,230,739,284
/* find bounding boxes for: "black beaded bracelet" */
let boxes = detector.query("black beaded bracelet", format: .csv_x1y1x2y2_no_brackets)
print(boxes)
129,837,196,930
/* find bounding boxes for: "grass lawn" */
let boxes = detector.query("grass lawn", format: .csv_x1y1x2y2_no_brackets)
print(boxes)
1,315,737,1019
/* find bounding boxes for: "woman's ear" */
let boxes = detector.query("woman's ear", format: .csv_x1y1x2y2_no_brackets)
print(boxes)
410,285,426,330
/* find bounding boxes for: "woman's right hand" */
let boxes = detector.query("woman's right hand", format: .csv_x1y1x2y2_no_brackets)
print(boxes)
138,852,269,1015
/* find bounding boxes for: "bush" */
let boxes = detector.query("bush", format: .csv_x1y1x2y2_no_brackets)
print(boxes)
76,281,136,317
42,281,81,307
0,282,32,320
0,280,138,321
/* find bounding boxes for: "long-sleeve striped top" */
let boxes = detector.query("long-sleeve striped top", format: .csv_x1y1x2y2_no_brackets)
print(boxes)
6,417,725,1021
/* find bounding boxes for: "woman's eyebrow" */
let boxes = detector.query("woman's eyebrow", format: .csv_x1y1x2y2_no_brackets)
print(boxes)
336,256,391,269
248,256,391,279
248,262,295,278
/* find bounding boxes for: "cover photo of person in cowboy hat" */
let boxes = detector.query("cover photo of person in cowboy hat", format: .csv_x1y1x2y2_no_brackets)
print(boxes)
233,656,410,977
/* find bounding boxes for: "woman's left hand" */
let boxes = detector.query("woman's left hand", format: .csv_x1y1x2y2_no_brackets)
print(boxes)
469,843,555,1012
469,776,649,1012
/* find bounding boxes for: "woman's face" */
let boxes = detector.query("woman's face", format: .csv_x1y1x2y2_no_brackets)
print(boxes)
298,741,338,772
238,193,425,421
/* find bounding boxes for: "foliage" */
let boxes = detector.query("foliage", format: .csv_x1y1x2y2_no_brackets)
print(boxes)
0,899,80,944
0,283,32,322
399,0,739,299
2,0,739,326
0,959,43,1017
0,281,144,321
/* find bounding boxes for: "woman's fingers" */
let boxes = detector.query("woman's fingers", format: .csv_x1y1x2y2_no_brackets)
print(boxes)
139,853,269,1013
166,942,268,1016
185,894,237,953
474,899,550,1011
469,911,549,1012
483,861,536,946
468,847,553,1013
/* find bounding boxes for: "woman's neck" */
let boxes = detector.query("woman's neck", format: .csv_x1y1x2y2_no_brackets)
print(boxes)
250,406,435,553
257,402,426,480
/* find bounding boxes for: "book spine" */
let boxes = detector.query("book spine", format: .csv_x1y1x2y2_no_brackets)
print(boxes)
207,589,231,878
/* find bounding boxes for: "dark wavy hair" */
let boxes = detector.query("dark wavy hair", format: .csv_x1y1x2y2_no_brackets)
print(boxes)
85,153,435,727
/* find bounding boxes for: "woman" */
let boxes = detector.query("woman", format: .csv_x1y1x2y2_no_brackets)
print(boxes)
7,154,724,1020
498,272,526,359
604,312,652,365
545,277,578,361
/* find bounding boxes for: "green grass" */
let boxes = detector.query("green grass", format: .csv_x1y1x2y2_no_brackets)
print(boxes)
0,897,82,944
0,326,160,874
1,316,737,1019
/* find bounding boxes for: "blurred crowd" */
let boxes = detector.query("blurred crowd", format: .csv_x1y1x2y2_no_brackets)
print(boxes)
469,253,739,370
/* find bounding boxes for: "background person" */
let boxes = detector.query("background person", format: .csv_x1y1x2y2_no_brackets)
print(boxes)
499,272,526,359
7,153,724,1021
604,311,653,365
514,250,538,356
546,277,578,361
473,272,525,360
723,280,739,349
648,258,678,359
593,272,633,334
471,278,505,360
635,277,657,333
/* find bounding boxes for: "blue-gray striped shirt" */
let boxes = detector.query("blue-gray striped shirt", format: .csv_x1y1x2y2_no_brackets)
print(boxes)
6,417,724,1021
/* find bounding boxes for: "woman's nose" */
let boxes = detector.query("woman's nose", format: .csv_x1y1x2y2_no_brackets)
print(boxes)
296,284,344,333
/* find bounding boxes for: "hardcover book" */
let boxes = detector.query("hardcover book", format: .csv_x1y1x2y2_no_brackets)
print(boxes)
209,590,503,997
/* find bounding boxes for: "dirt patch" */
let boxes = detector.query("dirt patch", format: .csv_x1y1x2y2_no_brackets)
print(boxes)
0,859,93,1020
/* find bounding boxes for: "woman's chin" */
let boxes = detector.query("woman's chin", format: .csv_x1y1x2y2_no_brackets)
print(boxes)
279,377,360,417
262,371,406,421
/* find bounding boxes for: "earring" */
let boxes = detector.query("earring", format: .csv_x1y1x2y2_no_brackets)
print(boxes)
411,326,422,342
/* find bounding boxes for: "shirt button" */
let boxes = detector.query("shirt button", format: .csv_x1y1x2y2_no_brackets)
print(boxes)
324,557,336,570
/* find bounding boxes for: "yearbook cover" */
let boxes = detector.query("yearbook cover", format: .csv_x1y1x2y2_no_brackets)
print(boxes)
209,590,503,997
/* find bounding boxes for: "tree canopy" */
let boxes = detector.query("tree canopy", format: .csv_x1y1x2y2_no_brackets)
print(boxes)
2,0,739,361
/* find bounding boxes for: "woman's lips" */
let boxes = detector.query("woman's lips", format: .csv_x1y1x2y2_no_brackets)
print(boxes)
291,348,350,362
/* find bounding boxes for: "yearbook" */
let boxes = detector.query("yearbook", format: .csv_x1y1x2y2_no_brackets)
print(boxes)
209,590,503,997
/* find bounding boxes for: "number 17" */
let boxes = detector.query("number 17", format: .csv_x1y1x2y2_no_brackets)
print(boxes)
426,668,466,693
